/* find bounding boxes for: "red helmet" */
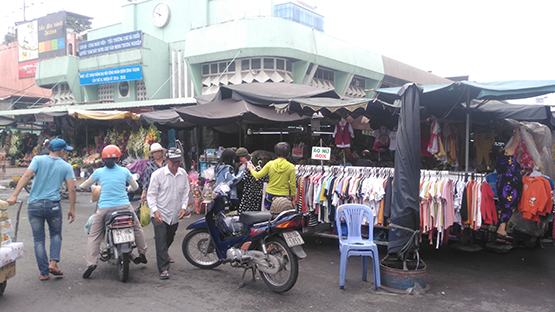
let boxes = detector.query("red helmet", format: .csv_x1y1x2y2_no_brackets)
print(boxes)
102,145,122,159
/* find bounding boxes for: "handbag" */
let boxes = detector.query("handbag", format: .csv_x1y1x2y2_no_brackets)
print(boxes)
139,202,151,227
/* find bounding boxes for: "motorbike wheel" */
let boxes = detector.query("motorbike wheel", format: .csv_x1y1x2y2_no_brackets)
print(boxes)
0,281,6,296
182,229,221,269
259,237,299,293
117,253,130,283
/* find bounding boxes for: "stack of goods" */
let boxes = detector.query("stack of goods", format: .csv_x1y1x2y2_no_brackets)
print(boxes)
0,200,12,247
0,242,24,267
0,200,24,267
104,129,130,155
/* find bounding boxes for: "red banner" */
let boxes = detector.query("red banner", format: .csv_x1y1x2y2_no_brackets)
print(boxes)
18,60,38,79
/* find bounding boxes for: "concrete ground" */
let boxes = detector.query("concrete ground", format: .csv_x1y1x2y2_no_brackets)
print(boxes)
0,174,554,312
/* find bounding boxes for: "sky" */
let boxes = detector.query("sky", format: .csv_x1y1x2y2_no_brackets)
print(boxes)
2,0,555,84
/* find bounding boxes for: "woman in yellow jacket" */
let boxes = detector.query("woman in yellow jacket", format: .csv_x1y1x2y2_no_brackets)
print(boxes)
248,142,296,209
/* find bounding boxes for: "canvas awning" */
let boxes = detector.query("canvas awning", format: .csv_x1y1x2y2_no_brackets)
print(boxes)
69,109,140,121
175,99,308,126
140,109,193,127
0,97,196,117
213,82,341,106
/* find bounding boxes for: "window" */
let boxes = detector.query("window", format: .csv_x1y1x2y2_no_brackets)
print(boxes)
286,60,292,72
227,61,236,72
218,62,227,73
118,81,130,97
202,64,209,75
136,80,147,101
210,63,218,74
251,58,261,70
351,77,366,88
276,59,285,70
314,68,334,82
263,58,275,70
241,59,250,71
273,3,324,31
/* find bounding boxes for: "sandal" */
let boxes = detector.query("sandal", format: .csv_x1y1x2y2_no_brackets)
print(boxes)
49,267,64,278
39,275,50,281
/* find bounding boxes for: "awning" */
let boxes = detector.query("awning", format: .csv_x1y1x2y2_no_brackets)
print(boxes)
141,109,193,127
216,82,341,106
377,80,555,104
69,110,140,121
175,99,308,126
0,97,196,117
377,80,555,121
285,97,370,116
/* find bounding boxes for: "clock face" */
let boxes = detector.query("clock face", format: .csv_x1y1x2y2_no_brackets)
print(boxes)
152,3,170,28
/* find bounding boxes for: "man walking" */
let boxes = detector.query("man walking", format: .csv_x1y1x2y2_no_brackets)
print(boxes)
147,148,190,279
8,138,76,281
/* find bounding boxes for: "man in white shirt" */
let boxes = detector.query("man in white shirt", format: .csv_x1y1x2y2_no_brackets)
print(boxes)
147,148,191,279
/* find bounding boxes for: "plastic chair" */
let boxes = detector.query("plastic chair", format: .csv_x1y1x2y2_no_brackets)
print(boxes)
335,204,381,290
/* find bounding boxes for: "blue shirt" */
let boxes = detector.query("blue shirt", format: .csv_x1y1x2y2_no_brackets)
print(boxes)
91,165,132,209
28,155,75,203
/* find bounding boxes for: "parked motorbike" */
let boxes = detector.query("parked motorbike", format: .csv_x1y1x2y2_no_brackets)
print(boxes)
182,193,306,293
98,209,137,282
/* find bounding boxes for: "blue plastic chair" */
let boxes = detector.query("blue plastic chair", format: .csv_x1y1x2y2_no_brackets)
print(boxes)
335,204,381,290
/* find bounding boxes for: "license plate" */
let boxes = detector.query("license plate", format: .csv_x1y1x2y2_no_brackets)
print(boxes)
113,228,135,244
283,231,304,247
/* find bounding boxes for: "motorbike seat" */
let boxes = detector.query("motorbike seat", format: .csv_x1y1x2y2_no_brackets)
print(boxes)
239,211,272,225
105,210,134,226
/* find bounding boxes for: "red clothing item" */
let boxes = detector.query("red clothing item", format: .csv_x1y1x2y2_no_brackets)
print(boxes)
334,123,354,148
518,176,553,222
480,183,498,225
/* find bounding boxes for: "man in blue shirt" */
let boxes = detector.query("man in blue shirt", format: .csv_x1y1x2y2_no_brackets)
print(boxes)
8,138,76,281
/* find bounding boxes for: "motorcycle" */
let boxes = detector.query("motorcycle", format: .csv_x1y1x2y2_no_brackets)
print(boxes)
182,191,306,293
98,209,137,283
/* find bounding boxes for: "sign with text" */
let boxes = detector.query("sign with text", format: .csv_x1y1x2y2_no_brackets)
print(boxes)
78,31,142,57
18,60,38,79
79,64,143,86
311,146,331,161
37,12,67,59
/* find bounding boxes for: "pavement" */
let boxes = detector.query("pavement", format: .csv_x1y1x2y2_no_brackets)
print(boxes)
0,176,554,312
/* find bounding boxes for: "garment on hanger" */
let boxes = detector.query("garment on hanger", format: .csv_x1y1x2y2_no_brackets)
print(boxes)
496,155,522,223
333,119,355,149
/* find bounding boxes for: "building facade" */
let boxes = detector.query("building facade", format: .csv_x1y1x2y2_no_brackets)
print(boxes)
32,0,449,106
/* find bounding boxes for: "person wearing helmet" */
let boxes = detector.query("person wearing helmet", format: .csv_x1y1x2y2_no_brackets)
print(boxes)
248,142,296,210
141,143,166,203
147,148,190,280
79,145,148,279
8,138,76,281
214,148,246,210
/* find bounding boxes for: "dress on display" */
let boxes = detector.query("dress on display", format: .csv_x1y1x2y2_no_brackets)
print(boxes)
239,169,266,212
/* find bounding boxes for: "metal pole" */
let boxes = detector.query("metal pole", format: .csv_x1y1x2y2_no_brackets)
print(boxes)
465,92,471,172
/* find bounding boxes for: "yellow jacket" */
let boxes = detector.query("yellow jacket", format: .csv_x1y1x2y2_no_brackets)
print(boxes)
250,158,296,196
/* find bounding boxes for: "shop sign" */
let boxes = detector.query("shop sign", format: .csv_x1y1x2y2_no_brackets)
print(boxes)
18,60,38,79
16,20,39,62
79,64,143,86
37,12,67,59
78,31,142,57
311,146,331,161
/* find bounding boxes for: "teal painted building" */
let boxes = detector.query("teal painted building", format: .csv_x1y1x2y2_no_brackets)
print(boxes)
35,0,449,106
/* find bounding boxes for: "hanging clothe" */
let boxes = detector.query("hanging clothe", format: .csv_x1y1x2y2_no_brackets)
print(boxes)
333,119,355,149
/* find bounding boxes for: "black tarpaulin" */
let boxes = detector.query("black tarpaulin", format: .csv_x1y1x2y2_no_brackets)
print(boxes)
141,109,193,128
175,99,308,126
218,83,341,106
388,83,422,256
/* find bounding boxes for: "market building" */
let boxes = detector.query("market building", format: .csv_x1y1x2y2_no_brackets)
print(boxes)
28,0,449,108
